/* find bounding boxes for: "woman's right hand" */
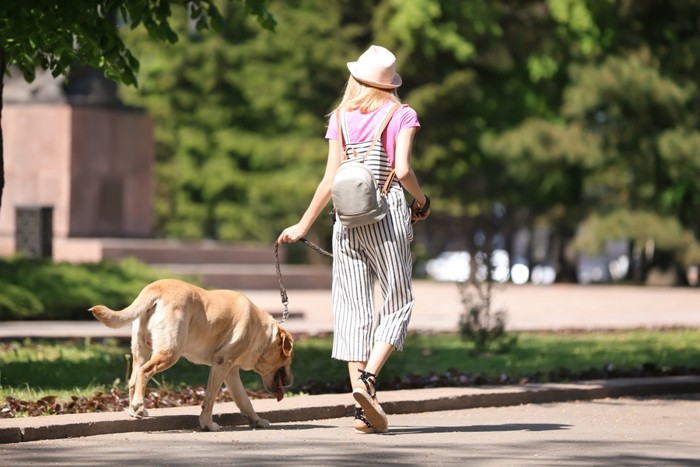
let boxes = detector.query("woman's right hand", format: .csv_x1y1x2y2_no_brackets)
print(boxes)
410,195,431,224
277,224,307,244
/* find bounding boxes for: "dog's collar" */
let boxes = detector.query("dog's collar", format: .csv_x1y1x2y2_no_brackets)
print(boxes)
255,321,276,367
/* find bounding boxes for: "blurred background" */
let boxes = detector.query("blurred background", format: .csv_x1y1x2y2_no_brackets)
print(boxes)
2,1,700,416
2,0,700,289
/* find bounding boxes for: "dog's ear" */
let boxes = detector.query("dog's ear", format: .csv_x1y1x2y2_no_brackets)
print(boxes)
279,328,294,358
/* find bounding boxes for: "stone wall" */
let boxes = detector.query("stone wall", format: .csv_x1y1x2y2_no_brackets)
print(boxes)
0,104,154,239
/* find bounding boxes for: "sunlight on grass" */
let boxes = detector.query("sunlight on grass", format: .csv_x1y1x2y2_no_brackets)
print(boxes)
1,329,698,404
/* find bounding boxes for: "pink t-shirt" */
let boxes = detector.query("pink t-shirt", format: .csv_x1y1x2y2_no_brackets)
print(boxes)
325,102,421,166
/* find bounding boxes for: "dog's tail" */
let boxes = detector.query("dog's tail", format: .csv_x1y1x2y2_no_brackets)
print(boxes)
90,286,158,329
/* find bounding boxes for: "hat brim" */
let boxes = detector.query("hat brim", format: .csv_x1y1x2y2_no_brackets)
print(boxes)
347,62,402,89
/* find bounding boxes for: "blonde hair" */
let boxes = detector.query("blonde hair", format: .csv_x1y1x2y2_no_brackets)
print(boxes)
334,76,400,114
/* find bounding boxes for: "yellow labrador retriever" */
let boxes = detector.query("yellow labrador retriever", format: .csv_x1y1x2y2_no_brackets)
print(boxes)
90,278,294,432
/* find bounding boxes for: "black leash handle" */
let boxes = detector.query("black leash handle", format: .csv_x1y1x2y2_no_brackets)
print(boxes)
274,238,332,324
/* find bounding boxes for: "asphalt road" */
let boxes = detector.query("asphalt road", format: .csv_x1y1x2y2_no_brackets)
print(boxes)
2,394,698,466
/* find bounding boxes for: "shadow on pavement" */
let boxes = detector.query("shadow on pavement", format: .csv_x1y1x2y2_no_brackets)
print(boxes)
385,422,572,435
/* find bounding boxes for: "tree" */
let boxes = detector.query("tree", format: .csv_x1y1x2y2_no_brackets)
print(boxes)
0,0,275,215
102,0,700,282
118,0,377,243
483,1,700,280
118,0,576,246
365,0,598,268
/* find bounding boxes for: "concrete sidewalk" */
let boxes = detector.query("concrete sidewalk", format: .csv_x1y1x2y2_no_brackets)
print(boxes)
2,376,699,444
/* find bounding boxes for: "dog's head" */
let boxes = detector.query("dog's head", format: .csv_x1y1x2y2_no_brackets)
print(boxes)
255,324,294,401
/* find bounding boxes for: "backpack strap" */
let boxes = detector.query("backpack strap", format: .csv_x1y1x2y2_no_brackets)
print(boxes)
336,109,347,159
381,168,397,194
364,103,400,162
337,103,401,193
339,110,364,161
372,104,400,194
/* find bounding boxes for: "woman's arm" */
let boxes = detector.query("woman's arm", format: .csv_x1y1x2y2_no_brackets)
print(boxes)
277,139,341,243
393,127,431,222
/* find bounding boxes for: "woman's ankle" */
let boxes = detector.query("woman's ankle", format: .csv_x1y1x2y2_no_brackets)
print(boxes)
356,369,378,398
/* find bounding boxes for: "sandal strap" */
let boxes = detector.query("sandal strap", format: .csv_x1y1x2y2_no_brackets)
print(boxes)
357,369,378,399
354,406,373,427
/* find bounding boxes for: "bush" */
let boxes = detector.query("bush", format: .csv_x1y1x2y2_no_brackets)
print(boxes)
457,279,517,354
0,281,45,320
0,256,195,320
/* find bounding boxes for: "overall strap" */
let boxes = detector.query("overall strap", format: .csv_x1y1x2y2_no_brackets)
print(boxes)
338,108,356,161
338,103,400,163
375,103,401,194
337,109,347,158
364,103,400,163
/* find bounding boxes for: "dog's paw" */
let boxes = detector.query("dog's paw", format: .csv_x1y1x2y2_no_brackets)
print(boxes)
128,404,148,419
250,418,270,429
201,421,221,432
199,412,220,432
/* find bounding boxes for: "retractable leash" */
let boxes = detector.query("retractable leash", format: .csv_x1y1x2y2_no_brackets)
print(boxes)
273,238,333,324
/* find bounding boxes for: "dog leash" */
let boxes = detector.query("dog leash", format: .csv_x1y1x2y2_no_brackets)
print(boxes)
273,238,333,324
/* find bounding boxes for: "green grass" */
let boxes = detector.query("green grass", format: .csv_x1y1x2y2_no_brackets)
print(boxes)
1,329,698,404
400,330,698,375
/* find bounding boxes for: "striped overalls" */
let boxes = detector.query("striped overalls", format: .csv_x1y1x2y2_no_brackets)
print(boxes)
331,107,415,362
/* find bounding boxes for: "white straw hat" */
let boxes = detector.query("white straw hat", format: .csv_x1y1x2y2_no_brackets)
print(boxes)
347,45,402,89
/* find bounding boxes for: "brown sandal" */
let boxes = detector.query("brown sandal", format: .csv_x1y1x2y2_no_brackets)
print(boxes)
352,370,388,432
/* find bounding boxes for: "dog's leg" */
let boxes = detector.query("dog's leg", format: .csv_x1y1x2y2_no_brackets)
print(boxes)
128,359,140,405
224,368,270,428
199,360,233,432
129,321,152,410
130,350,178,419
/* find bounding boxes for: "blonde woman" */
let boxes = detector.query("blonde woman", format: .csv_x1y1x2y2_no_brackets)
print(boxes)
277,45,430,433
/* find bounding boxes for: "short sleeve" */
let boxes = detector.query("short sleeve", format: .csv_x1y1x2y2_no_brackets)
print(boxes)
325,111,339,140
383,104,420,166
398,104,420,130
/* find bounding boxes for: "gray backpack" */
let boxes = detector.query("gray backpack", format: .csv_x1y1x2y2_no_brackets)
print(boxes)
331,104,400,228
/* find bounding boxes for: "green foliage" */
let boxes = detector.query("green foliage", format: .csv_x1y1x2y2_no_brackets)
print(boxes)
2,2,136,85
119,0,366,241
0,282,44,320
119,0,584,239
0,0,277,226
458,300,516,355
0,257,194,320
574,210,700,267
3,329,700,403
0,0,275,86
575,211,685,253
6,0,698,277
456,234,517,354
482,4,700,271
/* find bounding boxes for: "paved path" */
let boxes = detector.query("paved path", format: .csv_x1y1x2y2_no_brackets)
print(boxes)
1,282,699,339
2,392,699,465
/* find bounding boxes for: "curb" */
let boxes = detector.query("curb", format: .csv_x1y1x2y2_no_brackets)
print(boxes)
2,375,698,445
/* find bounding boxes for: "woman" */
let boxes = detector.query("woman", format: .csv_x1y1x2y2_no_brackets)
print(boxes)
277,45,430,433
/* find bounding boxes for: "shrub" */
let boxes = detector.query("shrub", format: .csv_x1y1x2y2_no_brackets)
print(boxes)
0,256,195,320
